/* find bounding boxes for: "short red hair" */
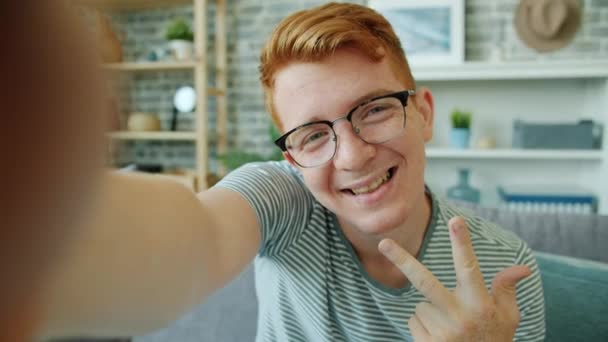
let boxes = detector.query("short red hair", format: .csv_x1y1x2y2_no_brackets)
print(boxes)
259,2,416,128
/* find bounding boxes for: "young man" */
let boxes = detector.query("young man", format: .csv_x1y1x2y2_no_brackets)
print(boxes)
37,2,545,341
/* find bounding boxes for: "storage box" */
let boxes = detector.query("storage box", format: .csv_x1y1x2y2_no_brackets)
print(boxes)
498,185,598,214
512,119,602,149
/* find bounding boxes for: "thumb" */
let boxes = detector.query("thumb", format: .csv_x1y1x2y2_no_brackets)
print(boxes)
491,265,531,308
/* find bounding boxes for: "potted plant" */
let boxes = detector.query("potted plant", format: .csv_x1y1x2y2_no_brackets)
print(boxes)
216,123,283,174
450,108,472,149
165,18,194,61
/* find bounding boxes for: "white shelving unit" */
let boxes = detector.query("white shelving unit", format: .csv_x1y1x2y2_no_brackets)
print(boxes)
415,60,608,214
79,0,228,190
107,131,198,141
415,60,608,81
426,148,604,161
103,61,197,71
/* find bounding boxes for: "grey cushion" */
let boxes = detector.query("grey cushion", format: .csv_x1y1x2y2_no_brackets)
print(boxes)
455,201,608,263
134,265,258,342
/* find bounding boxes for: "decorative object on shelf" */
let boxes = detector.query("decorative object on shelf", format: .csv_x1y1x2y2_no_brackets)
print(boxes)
218,123,284,171
512,119,602,150
368,0,464,66
95,10,123,63
476,136,497,149
144,47,171,62
498,185,597,214
127,112,161,132
165,18,194,61
145,50,159,62
514,0,581,53
447,168,480,204
450,108,471,149
171,86,197,131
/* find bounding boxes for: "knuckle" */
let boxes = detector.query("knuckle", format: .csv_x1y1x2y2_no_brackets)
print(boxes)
416,277,437,294
395,252,410,268
401,256,417,272
462,257,479,273
472,300,497,323
508,307,521,330
454,317,476,336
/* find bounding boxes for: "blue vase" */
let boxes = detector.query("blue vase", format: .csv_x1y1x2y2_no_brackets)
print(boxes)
450,128,470,149
447,169,480,204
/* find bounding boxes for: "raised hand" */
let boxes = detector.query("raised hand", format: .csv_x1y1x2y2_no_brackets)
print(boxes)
378,216,531,341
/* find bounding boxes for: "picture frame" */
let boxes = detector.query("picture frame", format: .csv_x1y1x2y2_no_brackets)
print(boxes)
368,0,465,67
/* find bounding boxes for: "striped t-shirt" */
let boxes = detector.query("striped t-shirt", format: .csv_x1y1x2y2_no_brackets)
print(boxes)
217,161,545,341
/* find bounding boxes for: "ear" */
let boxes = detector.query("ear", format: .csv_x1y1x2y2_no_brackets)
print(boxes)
413,87,434,142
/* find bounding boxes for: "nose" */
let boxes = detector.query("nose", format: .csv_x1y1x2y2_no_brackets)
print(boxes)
332,121,376,171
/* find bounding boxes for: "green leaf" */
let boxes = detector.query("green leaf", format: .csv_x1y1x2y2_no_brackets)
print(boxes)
450,108,471,129
165,18,194,41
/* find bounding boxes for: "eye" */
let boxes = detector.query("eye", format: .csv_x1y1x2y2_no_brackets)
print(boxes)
368,105,389,115
358,103,394,122
288,124,332,150
303,130,329,145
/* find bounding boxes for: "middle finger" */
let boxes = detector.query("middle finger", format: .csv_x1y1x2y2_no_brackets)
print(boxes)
448,217,488,296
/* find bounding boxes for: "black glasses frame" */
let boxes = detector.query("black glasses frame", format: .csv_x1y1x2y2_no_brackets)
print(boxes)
274,89,415,153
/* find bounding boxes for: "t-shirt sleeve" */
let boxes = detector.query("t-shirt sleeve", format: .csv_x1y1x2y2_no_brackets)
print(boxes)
214,161,314,257
513,242,546,341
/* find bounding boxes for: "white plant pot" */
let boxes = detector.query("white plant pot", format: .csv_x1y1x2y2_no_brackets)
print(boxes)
169,40,194,61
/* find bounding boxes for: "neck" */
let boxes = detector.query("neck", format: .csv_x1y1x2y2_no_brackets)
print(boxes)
338,191,433,287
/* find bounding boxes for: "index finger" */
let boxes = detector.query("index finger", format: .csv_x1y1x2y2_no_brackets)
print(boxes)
378,239,456,311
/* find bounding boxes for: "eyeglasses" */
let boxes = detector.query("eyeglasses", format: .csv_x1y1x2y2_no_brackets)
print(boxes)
275,89,415,168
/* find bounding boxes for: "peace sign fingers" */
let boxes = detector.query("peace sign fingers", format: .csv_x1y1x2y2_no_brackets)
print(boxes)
378,239,457,312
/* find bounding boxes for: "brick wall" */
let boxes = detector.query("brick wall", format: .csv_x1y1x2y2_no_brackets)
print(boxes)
108,0,608,172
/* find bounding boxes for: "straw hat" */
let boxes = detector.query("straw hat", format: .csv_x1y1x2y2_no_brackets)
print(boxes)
514,0,581,52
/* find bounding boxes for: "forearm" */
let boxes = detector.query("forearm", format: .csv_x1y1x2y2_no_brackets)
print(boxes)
36,172,220,338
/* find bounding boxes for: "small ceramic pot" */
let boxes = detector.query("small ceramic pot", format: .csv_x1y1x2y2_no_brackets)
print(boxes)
169,40,194,60
450,128,470,149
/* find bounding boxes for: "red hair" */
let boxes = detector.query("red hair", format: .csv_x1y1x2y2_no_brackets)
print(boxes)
259,2,415,128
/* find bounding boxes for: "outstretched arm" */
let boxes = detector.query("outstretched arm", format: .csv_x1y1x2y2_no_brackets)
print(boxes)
37,171,260,338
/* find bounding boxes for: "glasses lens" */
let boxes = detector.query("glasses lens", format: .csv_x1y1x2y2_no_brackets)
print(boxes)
285,123,336,167
351,97,405,144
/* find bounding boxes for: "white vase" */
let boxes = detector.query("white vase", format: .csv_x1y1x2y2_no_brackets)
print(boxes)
169,40,194,61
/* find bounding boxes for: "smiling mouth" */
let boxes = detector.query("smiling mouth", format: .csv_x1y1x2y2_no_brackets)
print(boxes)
343,167,396,196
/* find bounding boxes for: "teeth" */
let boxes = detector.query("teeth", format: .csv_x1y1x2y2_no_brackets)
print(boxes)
351,171,391,195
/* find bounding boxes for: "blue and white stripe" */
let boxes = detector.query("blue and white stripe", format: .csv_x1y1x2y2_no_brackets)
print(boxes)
217,161,545,341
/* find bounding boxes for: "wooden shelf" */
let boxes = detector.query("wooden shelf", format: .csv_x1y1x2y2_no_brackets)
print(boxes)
73,0,192,10
426,148,604,161
103,61,197,71
413,60,608,81
88,0,228,190
107,131,197,141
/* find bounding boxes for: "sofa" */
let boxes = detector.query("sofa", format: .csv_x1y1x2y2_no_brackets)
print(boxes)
60,204,608,342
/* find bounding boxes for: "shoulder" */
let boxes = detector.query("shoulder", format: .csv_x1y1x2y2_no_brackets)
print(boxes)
217,160,306,191
222,160,302,180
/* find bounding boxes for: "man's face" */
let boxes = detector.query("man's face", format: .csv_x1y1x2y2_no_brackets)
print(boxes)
273,48,434,235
